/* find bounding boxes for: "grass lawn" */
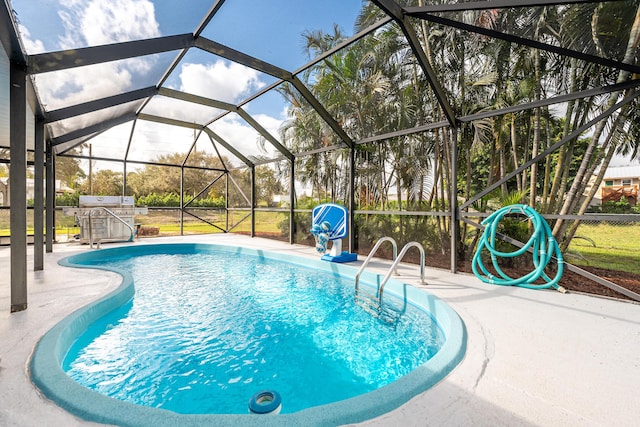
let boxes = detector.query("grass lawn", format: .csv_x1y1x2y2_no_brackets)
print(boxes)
141,211,286,235
2,209,637,275
567,223,640,274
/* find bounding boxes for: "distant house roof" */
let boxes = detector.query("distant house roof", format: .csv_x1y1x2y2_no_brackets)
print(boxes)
604,165,640,179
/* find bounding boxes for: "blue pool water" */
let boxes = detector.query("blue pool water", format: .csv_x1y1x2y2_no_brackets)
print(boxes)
63,250,443,414
31,243,466,426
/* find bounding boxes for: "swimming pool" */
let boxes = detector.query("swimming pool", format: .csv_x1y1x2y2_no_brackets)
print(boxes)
31,243,466,427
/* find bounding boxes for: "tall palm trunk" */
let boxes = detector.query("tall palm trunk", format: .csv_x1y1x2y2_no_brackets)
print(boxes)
546,59,578,213
510,114,522,193
561,124,620,251
553,4,640,240
530,49,542,208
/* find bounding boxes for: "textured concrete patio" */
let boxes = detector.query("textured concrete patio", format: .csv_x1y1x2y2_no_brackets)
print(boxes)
1,234,638,426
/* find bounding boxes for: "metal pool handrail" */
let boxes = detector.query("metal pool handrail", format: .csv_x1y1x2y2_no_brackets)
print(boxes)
378,242,427,304
354,236,398,295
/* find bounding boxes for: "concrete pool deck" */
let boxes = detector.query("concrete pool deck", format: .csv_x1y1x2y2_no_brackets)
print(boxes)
1,234,638,426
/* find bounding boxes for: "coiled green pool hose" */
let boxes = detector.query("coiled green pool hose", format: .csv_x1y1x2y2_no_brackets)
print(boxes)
471,204,565,291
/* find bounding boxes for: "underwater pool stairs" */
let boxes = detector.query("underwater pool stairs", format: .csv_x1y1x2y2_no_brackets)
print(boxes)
1,234,639,427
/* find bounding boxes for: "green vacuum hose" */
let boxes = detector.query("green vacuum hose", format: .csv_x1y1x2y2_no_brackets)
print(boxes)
471,204,565,291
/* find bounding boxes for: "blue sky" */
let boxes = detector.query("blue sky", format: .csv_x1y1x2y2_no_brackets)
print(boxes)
12,0,363,69
9,0,365,165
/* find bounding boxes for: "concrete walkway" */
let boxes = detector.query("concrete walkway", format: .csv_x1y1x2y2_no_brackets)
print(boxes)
1,234,638,426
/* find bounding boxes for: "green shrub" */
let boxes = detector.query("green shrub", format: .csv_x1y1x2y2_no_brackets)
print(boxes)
601,199,633,214
136,192,224,208
55,192,80,207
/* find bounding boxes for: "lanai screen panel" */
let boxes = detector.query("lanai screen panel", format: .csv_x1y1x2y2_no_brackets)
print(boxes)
183,133,224,168
11,0,211,53
201,124,253,168
78,123,135,162
32,51,177,111
164,49,279,105
300,24,434,142
242,90,288,135
126,119,198,165
141,95,223,126
259,81,350,154
46,100,144,140
201,0,363,71
422,3,639,64
54,133,103,156
207,112,281,164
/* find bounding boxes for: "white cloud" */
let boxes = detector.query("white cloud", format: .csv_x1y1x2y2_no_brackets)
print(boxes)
179,61,266,103
35,63,134,110
58,0,160,48
176,62,286,161
210,115,278,163
32,0,161,110
17,25,45,54
252,113,285,139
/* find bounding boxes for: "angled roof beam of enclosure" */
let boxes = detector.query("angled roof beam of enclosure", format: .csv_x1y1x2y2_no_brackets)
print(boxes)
350,77,640,146
291,16,393,75
56,134,105,155
371,0,457,127
203,128,254,168
138,113,200,129
27,34,195,74
138,114,257,167
156,87,290,163
195,37,291,80
135,113,253,167
404,0,619,13
195,37,355,151
157,88,252,165
50,113,137,146
204,127,254,169
460,89,640,210
44,86,158,123
193,0,227,38
461,78,640,122
202,17,393,136
410,12,640,75
236,109,294,161
158,87,237,112
0,1,26,63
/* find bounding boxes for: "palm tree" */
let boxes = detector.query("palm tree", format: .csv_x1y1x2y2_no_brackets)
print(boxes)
552,2,640,243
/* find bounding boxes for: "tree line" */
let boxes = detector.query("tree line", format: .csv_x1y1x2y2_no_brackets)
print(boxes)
54,150,284,208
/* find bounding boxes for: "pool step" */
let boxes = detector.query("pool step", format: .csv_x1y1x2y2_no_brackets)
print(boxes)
354,237,426,326
355,289,400,325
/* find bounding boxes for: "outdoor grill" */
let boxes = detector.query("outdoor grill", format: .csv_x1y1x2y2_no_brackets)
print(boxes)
63,196,148,245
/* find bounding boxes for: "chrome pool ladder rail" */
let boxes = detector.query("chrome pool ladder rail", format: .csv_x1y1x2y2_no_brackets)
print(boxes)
354,238,426,324
354,236,398,295
376,242,427,305
88,207,135,249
